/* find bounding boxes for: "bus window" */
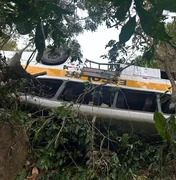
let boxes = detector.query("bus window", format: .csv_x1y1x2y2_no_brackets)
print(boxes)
160,94,174,114
59,81,115,107
116,91,128,109
116,89,157,112
27,78,63,98
59,82,85,102
142,96,154,112
91,86,115,107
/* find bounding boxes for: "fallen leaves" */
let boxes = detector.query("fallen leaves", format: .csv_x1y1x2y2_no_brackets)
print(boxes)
26,167,39,180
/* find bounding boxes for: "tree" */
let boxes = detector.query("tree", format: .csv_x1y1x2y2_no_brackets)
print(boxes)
1,0,176,95
154,21,176,99
1,0,176,96
87,0,176,101
0,0,99,60
1,0,176,60
2,1,176,179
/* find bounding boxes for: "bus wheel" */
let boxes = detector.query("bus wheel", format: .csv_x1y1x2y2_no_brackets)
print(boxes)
41,48,69,65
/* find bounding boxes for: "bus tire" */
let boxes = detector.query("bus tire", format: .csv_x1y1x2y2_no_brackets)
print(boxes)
41,48,69,65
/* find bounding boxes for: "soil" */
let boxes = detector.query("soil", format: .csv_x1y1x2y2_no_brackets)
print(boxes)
0,122,29,180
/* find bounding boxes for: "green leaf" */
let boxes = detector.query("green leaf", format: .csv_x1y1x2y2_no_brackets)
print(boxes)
142,46,154,60
168,114,176,140
35,21,46,59
105,39,116,48
47,3,72,18
160,95,170,104
114,0,132,20
154,111,167,140
156,0,176,12
16,21,33,35
119,16,136,44
135,0,171,41
50,21,67,38
13,10,33,23
121,133,129,147
0,29,2,36
11,0,28,4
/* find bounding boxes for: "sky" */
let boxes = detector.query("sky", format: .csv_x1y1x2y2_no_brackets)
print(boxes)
16,11,175,64
77,26,119,63
16,25,119,63
8,8,176,65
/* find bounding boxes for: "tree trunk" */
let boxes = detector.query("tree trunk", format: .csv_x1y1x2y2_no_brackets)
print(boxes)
164,61,176,100
0,123,28,180
155,42,176,100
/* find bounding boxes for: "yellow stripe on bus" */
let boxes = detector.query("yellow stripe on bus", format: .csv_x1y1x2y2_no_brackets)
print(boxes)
25,66,171,93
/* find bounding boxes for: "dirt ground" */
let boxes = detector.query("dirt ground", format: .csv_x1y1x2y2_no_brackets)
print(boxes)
0,122,28,180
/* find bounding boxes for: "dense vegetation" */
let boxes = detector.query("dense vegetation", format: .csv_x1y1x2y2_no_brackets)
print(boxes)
1,0,176,179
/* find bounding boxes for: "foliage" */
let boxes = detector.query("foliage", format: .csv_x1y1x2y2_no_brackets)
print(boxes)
153,111,176,179
1,0,176,63
16,169,28,180
14,106,174,179
154,112,176,146
153,20,176,99
1,63,176,179
86,0,175,41
29,107,91,171
2,1,176,180
132,55,158,68
86,0,176,64
0,0,97,60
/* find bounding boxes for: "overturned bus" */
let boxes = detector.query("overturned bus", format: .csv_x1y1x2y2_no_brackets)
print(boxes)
4,50,174,138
